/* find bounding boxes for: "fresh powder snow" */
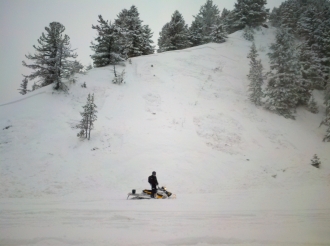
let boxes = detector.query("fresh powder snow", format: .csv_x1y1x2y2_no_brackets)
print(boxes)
0,27,329,246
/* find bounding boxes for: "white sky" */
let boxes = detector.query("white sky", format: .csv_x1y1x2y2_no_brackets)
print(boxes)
0,0,284,103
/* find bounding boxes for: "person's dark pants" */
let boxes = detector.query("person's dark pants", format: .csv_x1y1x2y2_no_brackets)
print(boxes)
151,184,157,198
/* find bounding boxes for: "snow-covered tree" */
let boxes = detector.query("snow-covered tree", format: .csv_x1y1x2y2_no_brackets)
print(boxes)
140,25,155,55
189,0,220,45
269,7,281,27
220,8,230,20
77,93,97,140
310,154,321,168
323,81,330,141
279,0,301,32
115,5,154,58
242,26,255,41
158,10,191,53
22,22,78,91
90,15,124,67
18,77,29,95
210,23,228,43
298,42,323,91
265,28,301,119
247,42,264,105
188,17,204,47
228,0,269,33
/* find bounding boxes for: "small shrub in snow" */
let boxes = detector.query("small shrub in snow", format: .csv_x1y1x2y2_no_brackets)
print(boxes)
112,69,125,85
81,82,87,88
307,96,318,114
242,26,255,41
85,64,93,71
310,154,321,168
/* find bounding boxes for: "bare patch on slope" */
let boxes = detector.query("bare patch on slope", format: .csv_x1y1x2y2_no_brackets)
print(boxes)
194,114,244,154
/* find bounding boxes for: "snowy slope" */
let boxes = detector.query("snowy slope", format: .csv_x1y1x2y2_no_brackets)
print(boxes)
1,27,330,246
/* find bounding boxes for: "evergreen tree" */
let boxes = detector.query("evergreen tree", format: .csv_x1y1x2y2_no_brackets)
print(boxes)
189,0,220,45
210,23,228,43
313,18,330,83
158,10,190,53
265,28,301,119
279,0,301,32
247,43,264,105
310,154,321,168
269,7,281,27
323,81,330,141
22,22,77,91
229,0,269,33
220,8,230,20
90,15,124,67
18,77,29,95
296,7,319,40
115,5,154,58
141,25,155,55
188,17,204,47
77,93,97,140
298,42,323,91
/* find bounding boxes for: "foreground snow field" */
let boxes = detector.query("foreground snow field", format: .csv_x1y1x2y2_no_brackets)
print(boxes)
1,27,330,245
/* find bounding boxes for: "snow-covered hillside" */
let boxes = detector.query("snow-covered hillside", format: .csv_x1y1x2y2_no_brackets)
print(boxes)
1,27,330,246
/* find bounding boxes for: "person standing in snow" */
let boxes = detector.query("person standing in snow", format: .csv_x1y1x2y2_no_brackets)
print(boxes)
148,171,158,198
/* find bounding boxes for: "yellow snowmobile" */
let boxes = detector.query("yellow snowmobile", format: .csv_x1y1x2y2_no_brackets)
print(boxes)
127,186,176,199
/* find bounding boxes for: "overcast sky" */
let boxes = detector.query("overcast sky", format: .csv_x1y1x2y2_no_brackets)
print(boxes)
0,0,283,103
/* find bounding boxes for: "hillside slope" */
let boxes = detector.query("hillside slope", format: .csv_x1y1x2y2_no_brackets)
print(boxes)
0,26,329,199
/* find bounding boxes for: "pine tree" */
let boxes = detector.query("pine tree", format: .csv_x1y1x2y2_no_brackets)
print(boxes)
210,23,228,43
189,0,220,45
188,17,204,47
247,43,264,105
18,77,29,95
141,25,155,55
115,6,154,58
265,28,301,119
158,10,191,53
310,154,321,168
220,8,230,20
298,42,323,91
297,7,319,40
323,81,330,141
269,7,281,27
77,93,97,140
22,22,78,91
90,15,124,67
280,0,300,32
229,0,269,33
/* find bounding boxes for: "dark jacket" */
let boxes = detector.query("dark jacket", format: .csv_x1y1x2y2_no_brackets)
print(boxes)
148,175,158,186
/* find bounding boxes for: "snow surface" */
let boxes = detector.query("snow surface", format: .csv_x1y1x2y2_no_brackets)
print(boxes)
0,27,329,245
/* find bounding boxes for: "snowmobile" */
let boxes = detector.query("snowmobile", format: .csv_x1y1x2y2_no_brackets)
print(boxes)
127,186,176,199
